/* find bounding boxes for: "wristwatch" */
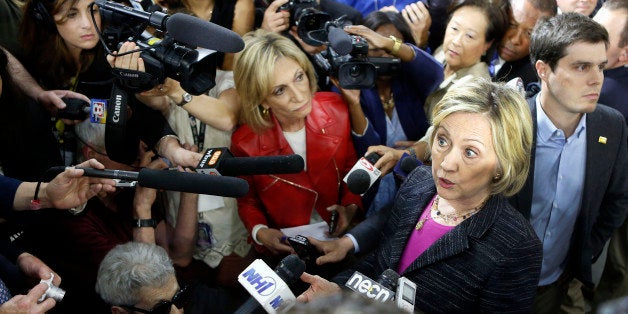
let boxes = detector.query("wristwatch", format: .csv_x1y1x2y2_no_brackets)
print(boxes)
132,218,157,228
176,92,193,107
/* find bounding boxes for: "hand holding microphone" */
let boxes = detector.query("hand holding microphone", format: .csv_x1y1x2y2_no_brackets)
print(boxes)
297,272,342,303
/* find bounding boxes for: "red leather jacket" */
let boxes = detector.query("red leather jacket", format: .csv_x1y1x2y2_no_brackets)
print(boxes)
231,92,362,236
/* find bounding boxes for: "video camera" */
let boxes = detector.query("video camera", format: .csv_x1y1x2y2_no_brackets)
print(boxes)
92,0,242,95
311,19,401,89
278,0,330,46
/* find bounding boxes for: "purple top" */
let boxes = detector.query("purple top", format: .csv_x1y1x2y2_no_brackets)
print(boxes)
398,196,454,274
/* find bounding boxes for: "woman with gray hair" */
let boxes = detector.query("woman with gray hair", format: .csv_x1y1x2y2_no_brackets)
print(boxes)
96,242,191,314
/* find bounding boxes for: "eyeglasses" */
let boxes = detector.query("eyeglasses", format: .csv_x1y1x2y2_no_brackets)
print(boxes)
121,285,191,314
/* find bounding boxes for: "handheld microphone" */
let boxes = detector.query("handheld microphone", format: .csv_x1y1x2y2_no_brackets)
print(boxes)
77,167,249,197
235,255,306,314
343,152,382,195
196,148,305,176
344,269,395,303
396,276,417,313
393,153,422,186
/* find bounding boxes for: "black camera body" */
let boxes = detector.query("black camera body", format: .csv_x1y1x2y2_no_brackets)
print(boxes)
58,98,90,120
315,35,401,89
278,0,331,47
288,235,320,264
98,3,216,95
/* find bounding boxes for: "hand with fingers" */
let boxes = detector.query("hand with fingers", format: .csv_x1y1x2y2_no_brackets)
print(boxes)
257,228,295,255
262,0,291,33
402,1,432,48
296,272,341,303
308,236,355,265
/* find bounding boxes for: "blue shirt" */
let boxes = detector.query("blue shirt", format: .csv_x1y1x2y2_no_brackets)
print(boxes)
530,98,587,285
333,0,416,16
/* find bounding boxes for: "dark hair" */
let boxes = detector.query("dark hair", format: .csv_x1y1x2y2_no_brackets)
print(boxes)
530,12,609,70
363,11,416,46
601,0,628,48
19,0,97,88
526,0,558,16
447,0,511,63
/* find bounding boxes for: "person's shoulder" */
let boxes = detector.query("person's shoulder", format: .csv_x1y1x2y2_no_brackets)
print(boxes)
493,201,539,243
592,103,626,124
312,92,349,119
231,124,259,148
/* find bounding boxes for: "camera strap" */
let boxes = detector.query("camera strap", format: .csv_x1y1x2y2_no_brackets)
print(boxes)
111,68,161,93
105,84,139,164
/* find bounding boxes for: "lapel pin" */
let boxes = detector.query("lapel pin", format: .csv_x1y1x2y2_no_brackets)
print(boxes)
598,136,607,144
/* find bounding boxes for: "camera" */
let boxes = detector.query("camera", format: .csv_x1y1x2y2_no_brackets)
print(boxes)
277,0,332,47
94,0,217,95
58,98,90,120
314,35,401,89
38,273,65,303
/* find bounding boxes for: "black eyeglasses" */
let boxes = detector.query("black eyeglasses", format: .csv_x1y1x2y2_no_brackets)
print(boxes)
122,285,191,314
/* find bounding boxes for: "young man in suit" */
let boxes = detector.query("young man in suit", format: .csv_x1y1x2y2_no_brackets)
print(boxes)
492,0,556,87
509,12,628,313
592,0,628,305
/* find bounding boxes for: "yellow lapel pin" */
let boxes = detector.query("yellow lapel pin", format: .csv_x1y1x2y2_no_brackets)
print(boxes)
598,136,607,144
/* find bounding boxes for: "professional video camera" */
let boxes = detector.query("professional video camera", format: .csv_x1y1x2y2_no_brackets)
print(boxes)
278,0,331,46
311,19,401,89
91,0,244,95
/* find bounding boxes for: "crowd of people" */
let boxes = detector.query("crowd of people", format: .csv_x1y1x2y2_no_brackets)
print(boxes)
0,0,626,313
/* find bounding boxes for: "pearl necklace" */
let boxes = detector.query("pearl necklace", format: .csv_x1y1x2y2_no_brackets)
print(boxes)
415,196,486,230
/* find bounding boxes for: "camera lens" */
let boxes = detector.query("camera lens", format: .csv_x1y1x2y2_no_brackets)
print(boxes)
349,65,362,77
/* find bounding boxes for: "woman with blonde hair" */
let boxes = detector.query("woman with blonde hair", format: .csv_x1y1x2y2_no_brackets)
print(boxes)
231,30,362,256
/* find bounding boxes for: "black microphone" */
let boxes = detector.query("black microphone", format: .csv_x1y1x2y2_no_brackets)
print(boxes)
235,255,306,314
327,26,353,56
344,152,382,195
393,153,422,188
378,269,400,294
95,0,169,30
78,168,249,197
197,148,305,176
166,14,245,52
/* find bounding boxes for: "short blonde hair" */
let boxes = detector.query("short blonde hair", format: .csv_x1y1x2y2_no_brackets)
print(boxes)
430,79,532,197
233,29,317,133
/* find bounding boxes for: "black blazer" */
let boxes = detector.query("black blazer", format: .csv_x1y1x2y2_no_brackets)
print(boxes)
509,97,628,285
493,57,538,87
335,166,542,313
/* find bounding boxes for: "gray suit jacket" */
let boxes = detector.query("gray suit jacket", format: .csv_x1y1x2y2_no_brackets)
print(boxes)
336,166,542,313
509,97,628,285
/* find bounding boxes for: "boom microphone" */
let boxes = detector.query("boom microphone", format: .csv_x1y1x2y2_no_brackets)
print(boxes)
235,255,306,314
197,148,305,176
94,0,245,52
166,14,245,52
78,168,249,197
327,26,353,56
344,152,382,195
95,0,169,30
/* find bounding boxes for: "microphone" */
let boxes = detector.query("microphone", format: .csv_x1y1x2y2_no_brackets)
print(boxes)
327,26,353,56
393,153,422,186
196,148,305,176
344,269,396,303
78,167,249,197
343,152,382,195
94,0,244,52
166,14,244,52
235,255,306,314
95,0,169,30
396,276,417,313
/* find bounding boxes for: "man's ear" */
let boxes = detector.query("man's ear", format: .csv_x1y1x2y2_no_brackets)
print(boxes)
619,46,628,65
535,60,549,81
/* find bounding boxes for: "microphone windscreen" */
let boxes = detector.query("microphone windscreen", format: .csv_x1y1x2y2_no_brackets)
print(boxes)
347,169,371,194
166,13,245,52
378,269,400,290
137,168,248,197
275,255,306,284
328,27,353,56
400,156,421,174
219,155,305,176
